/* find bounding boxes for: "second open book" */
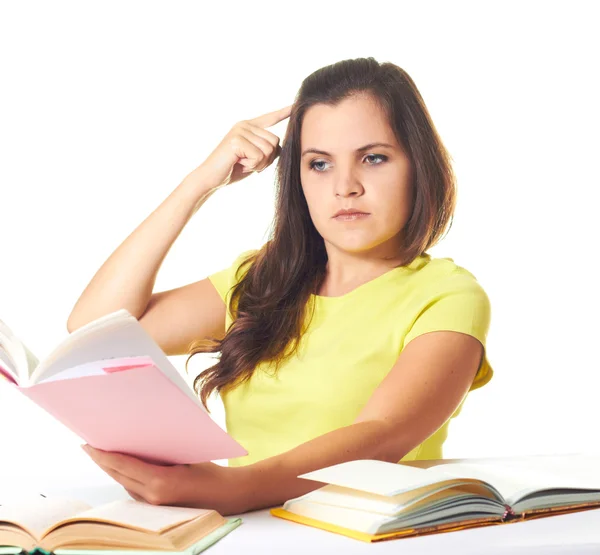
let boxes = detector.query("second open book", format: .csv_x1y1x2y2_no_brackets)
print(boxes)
0,309,247,465
0,496,241,554
272,454,600,542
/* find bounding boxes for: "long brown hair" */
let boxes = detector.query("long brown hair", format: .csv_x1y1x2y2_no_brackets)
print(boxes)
187,57,457,411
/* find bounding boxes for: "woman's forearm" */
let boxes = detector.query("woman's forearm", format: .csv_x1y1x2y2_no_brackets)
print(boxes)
235,420,407,513
67,166,218,331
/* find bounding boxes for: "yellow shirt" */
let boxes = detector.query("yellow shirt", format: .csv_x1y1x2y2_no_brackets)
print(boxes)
208,249,493,467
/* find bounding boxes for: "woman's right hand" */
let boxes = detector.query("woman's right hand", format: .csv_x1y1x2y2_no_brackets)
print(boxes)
195,104,293,191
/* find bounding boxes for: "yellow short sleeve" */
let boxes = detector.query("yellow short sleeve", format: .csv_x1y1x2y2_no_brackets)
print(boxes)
403,279,493,391
207,249,259,304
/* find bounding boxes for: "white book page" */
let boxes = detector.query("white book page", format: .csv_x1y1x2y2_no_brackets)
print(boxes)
37,356,155,383
0,318,39,384
298,459,458,496
429,455,600,503
23,345,39,380
29,310,130,383
29,310,200,407
0,497,91,539
47,500,213,534
36,360,108,382
295,480,501,516
428,463,539,501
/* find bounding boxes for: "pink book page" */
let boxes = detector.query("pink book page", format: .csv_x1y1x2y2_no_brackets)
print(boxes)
18,365,248,465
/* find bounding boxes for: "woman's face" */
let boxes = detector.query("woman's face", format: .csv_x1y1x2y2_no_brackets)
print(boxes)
300,94,413,259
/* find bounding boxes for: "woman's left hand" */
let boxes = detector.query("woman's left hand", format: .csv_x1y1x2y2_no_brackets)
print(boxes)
81,444,248,515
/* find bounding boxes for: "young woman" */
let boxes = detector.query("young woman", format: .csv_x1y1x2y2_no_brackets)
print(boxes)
69,57,493,516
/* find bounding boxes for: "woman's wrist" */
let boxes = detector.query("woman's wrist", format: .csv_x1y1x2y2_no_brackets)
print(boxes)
175,169,219,216
181,165,221,195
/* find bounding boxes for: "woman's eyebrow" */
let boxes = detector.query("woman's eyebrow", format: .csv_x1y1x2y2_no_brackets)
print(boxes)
301,142,395,157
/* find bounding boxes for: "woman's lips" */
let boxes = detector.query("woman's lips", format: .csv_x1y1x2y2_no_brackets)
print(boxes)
333,213,370,222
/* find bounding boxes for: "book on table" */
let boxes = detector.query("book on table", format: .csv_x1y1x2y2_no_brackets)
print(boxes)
0,496,241,554
271,454,600,542
0,309,247,465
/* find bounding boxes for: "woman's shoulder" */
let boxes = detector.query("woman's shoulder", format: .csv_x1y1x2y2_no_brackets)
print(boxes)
414,253,489,297
220,247,262,275
421,252,475,275
207,247,262,302
230,247,261,272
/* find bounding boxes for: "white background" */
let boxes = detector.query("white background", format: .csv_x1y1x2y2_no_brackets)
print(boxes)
0,0,598,493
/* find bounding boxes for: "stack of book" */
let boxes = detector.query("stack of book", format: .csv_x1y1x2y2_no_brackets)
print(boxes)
272,455,600,542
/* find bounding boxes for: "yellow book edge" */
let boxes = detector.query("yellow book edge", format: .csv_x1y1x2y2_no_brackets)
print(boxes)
271,501,600,543
270,508,503,543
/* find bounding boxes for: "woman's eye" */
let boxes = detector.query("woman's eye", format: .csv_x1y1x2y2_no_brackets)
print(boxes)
308,154,388,173
309,160,330,172
364,154,387,165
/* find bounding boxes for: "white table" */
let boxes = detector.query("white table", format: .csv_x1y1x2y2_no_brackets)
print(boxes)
39,481,600,554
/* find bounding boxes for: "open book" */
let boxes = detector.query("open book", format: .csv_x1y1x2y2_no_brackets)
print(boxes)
0,309,247,465
0,496,241,554
271,454,600,542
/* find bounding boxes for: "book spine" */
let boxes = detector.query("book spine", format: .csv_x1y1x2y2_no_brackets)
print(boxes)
502,504,519,521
